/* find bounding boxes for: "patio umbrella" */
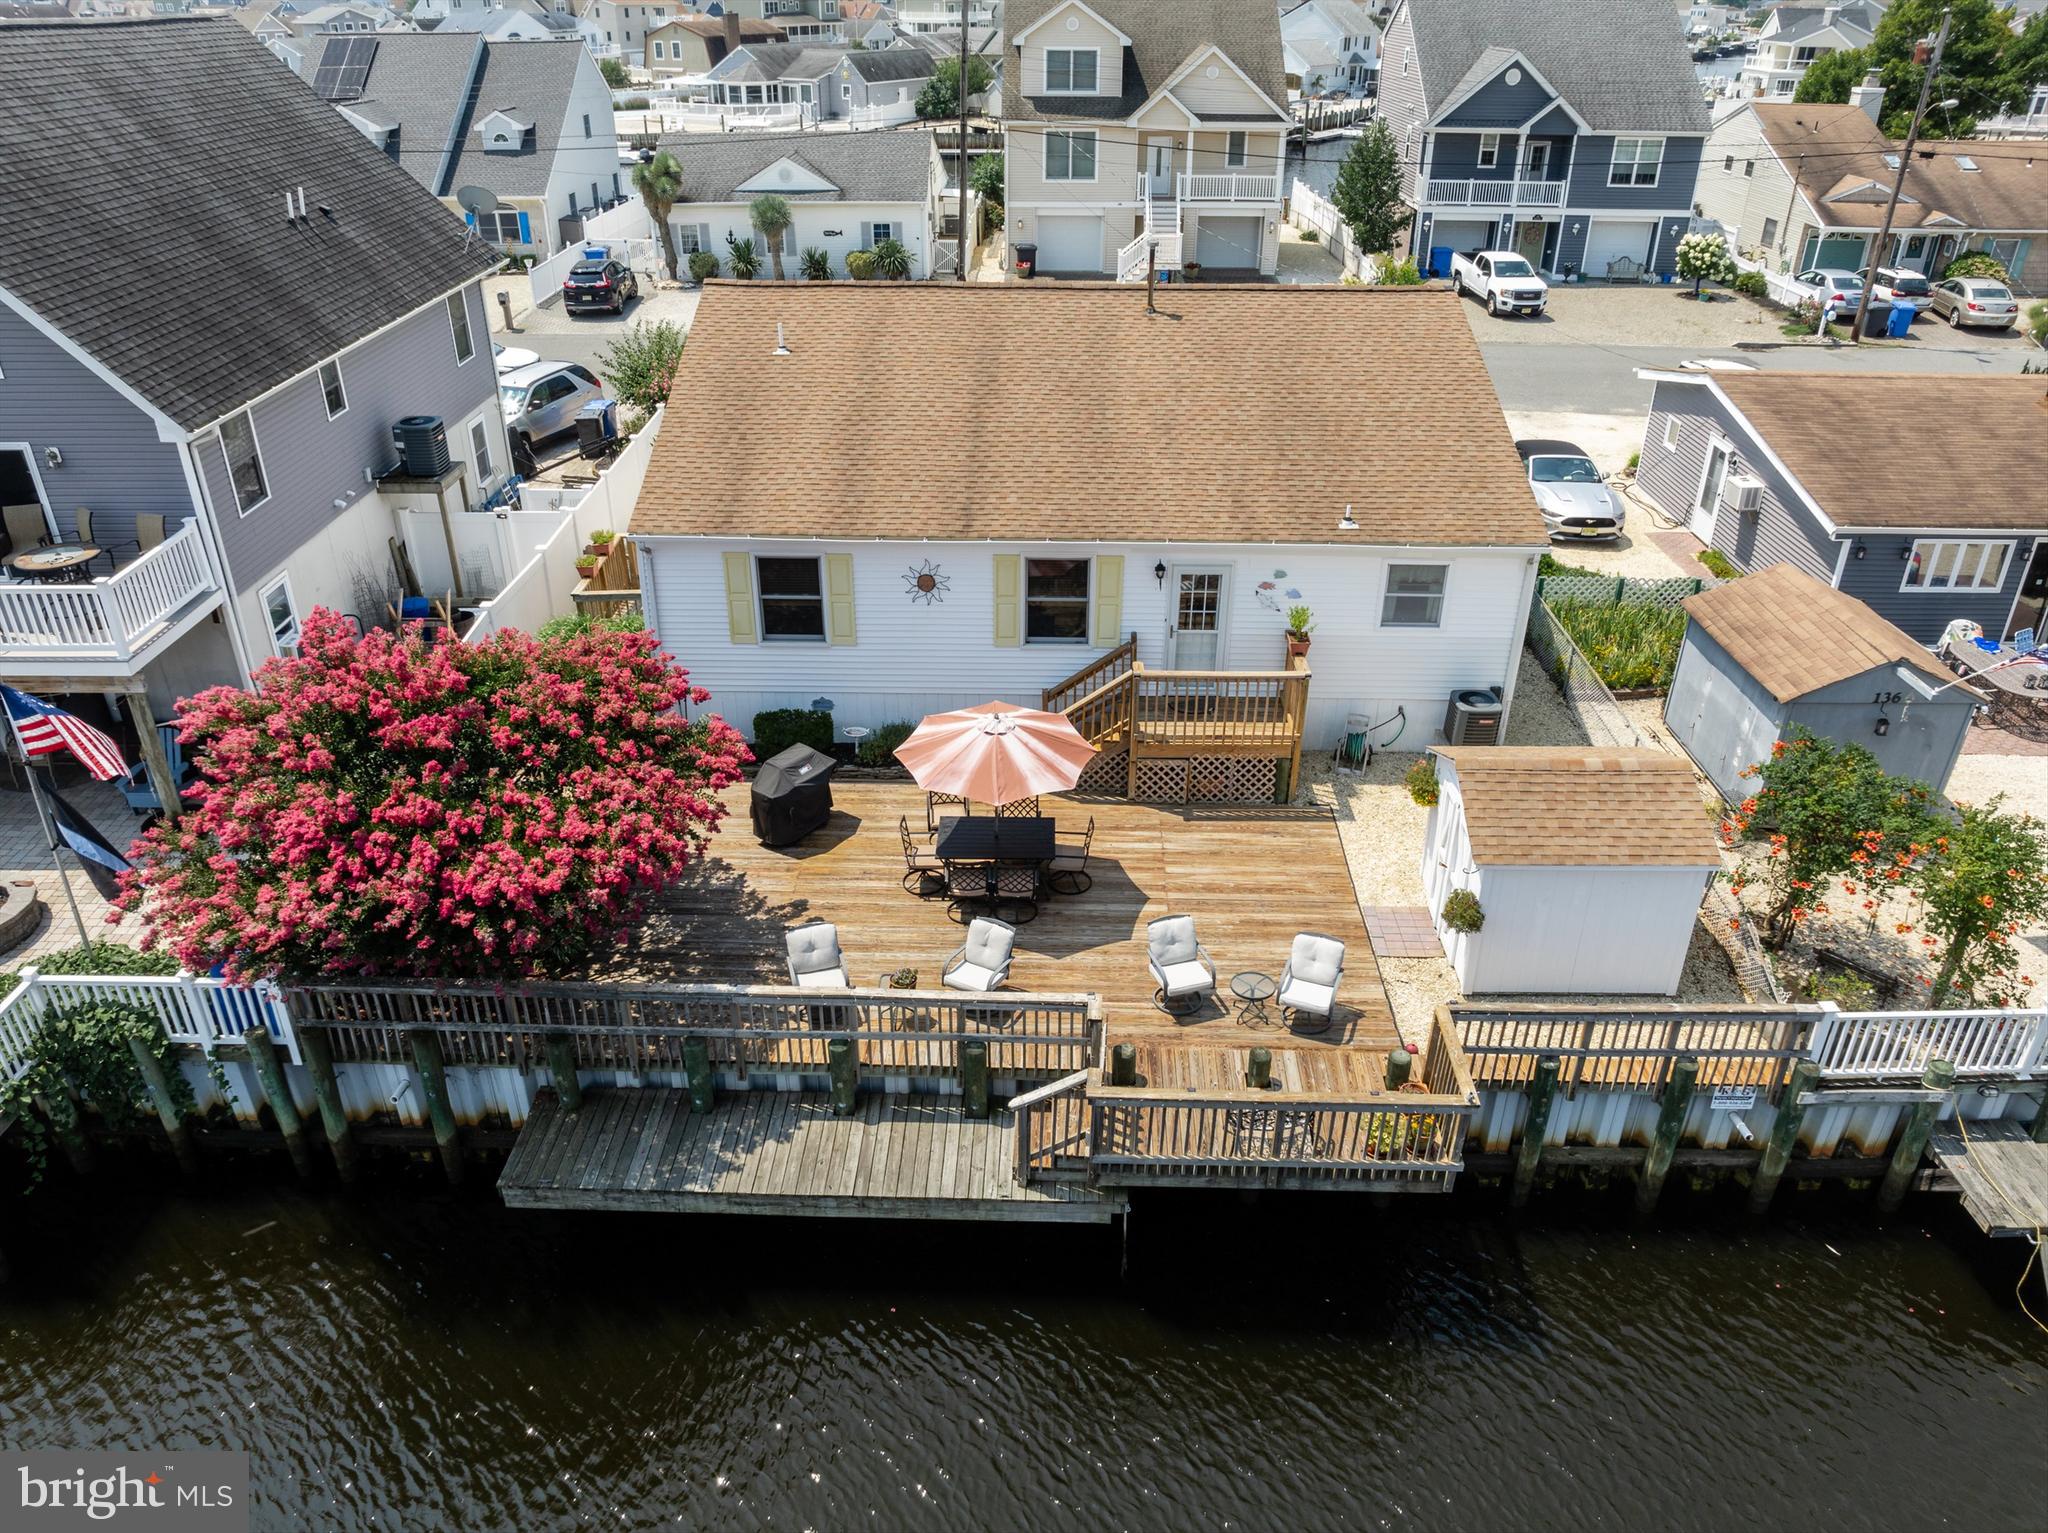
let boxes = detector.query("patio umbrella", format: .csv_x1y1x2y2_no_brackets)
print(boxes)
893,701,1095,807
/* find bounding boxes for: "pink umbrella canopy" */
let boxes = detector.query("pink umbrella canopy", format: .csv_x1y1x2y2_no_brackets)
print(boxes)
893,701,1096,806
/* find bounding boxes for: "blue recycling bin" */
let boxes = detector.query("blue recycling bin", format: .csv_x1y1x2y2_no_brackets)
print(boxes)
1428,245,1452,278
1886,301,1914,338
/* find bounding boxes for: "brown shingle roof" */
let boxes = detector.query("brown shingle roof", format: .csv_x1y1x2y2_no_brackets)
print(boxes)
1680,563,1969,704
1436,747,1720,867
1752,103,2048,232
652,14,787,41
1709,372,2048,533
634,282,1548,547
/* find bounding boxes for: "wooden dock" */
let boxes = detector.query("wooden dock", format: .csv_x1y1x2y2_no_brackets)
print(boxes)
1928,1119,2048,1239
497,1088,1126,1223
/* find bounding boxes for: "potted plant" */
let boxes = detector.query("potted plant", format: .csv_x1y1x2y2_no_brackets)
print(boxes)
583,529,617,560
574,553,602,580
1181,260,1202,281
1285,604,1316,657
887,967,918,989
1405,756,1439,806
1440,888,1484,934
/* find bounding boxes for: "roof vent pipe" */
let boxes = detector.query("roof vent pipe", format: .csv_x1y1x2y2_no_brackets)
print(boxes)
772,321,791,357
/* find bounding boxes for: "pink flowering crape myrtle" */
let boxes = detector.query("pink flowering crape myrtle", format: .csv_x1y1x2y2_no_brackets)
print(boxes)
116,608,750,982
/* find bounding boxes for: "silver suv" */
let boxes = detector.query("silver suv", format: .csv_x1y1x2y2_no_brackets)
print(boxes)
499,360,603,452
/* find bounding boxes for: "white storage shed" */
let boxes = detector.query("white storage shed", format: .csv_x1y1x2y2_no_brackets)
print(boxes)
1421,747,1721,996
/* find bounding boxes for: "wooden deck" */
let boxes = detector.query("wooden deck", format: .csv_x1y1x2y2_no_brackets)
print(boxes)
1929,1119,2048,1239
615,782,1401,1099
497,1088,1125,1223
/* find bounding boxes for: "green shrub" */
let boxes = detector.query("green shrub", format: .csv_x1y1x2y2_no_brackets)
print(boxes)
536,610,645,643
8,942,179,989
857,720,917,767
1549,597,1687,692
1440,888,1485,933
2028,301,2048,347
1732,269,1768,298
687,250,720,283
1626,450,1640,473
1539,552,1600,579
752,707,833,760
869,238,912,280
1381,258,1424,285
1405,756,1439,806
1942,251,2011,284
845,249,878,280
1796,968,1876,1008
726,236,759,279
618,95,651,111
1697,548,1740,580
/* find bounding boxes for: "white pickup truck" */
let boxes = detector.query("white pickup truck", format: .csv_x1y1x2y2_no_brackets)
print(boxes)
1449,250,1549,317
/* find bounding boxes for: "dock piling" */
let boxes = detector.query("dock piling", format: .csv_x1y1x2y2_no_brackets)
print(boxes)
828,1038,857,1116
407,1029,464,1186
2031,1088,2048,1146
1634,1055,1699,1216
1511,1055,1561,1210
1877,1057,1954,1215
1247,1048,1272,1090
296,1027,359,1184
243,1025,315,1183
1749,1058,1820,1216
38,1092,94,1176
1110,1043,1137,1086
127,1035,201,1178
683,1036,713,1113
1385,1046,1413,1091
544,1032,584,1114
961,1040,989,1120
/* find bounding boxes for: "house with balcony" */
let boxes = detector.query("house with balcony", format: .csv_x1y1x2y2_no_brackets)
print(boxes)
1280,0,1380,99
712,0,849,45
1000,0,1291,279
1736,2,1885,100
894,0,996,36
646,11,785,78
0,17,500,791
694,40,936,126
1377,0,1708,279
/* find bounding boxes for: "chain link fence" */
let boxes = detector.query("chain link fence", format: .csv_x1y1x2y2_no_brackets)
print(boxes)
1525,601,1646,749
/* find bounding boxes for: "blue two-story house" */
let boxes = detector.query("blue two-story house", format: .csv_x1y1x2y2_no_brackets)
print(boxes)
0,17,501,800
1376,0,1709,279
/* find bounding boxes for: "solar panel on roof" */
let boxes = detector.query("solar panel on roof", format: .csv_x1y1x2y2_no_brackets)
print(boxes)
312,36,377,101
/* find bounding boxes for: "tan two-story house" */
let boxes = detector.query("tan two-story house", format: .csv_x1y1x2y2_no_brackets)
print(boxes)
1002,0,1290,279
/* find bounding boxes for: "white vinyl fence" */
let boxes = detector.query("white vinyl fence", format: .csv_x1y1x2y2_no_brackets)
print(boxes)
1285,182,1382,280
1,969,297,1081
1811,1009,2048,1083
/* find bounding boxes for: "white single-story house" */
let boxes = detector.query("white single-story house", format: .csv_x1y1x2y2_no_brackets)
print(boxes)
1421,747,1721,995
630,281,1550,800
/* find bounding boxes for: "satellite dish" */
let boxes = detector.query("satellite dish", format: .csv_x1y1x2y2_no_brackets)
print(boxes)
454,185,500,215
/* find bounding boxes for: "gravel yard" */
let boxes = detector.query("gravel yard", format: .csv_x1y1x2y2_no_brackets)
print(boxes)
1465,282,1778,347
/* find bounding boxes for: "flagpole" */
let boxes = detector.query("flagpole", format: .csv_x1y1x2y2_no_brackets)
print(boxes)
4,704,92,949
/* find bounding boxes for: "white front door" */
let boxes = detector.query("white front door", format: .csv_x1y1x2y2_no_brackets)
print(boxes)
1693,439,1730,543
1145,136,1177,197
1167,565,1230,669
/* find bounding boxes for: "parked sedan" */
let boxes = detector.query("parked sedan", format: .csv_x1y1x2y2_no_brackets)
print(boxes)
1870,265,1932,314
1928,276,2021,330
1796,267,1876,310
1516,439,1626,541
499,360,604,453
562,257,639,316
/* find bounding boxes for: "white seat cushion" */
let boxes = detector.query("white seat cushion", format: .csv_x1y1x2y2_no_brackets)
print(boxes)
1148,916,1200,967
794,965,848,989
1279,976,1336,1015
1157,958,1214,997
960,919,1015,972
1287,934,1345,988
944,961,1002,993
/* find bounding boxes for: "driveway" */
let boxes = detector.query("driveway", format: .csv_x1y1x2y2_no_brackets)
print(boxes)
486,273,699,376
1462,281,1781,347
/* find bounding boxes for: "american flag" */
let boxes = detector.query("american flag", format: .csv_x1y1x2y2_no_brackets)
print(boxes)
2,685,128,782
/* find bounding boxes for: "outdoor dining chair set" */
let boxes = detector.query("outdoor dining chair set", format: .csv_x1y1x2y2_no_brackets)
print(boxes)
1146,917,1347,1032
784,916,1018,997
898,791,1096,924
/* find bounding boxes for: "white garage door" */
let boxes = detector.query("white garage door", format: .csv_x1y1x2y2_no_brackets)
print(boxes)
1196,215,1262,270
1425,218,1497,274
1582,219,1657,278
1033,214,1104,274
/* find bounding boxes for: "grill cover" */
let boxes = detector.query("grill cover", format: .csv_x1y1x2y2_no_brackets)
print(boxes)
750,744,836,846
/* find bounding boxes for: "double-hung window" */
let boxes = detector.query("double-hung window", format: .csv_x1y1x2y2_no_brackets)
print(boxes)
1044,47,1096,93
260,575,299,656
1225,131,1247,168
484,209,522,243
1477,132,1500,169
1608,137,1662,187
1381,564,1446,627
468,416,496,486
1025,558,1089,642
1043,129,1097,181
758,555,826,640
318,360,347,419
1901,539,2013,593
220,411,269,515
447,292,475,365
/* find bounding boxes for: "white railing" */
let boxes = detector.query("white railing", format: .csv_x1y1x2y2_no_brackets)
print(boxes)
671,102,807,132
1179,171,1283,203
848,100,919,129
0,968,298,1082
1115,230,1181,282
1733,253,1815,307
1812,1009,2048,1083
1424,178,1565,208
0,520,216,664
527,242,587,309
1977,110,2048,136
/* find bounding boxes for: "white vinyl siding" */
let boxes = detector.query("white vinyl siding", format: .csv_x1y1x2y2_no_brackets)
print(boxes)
1901,539,2013,593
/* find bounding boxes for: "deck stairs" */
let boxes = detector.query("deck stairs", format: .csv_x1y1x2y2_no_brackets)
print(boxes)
1114,189,1184,281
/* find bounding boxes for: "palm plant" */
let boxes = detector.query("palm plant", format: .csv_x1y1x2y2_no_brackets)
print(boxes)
869,237,911,280
749,194,794,280
799,246,833,282
726,235,759,280
631,151,685,281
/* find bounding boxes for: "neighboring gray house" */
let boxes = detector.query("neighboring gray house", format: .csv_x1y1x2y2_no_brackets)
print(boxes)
0,17,501,783
650,130,946,276
321,32,622,256
1634,370,2048,646
1667,563,1980,801
1376,0,1708,278
697,40,938,123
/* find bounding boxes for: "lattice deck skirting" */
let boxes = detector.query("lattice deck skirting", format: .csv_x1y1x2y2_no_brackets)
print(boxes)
1130,755,1284,805
1076,746,1129,794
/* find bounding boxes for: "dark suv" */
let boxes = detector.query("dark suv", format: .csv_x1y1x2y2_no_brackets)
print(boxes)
562,258,639,315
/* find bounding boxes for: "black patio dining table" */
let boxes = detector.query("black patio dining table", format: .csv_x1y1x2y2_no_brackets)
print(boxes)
933,816,1056,865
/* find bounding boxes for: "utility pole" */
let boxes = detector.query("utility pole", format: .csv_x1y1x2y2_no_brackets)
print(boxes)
955,16,969,281
1850,6,1951,344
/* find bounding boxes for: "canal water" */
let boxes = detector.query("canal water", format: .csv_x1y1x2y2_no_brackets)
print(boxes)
0,1161,2042,1531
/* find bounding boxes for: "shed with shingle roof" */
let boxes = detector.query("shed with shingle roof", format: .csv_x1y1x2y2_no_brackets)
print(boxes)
1667,564,1982,803
1422,746,1720,995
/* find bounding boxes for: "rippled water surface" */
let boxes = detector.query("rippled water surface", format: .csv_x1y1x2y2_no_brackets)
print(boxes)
0,1165,2042,1531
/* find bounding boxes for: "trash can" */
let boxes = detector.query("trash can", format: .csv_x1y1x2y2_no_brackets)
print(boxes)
1014,242,1037,278
750,744,837,847
1886,300,1915,338
575,397,618,459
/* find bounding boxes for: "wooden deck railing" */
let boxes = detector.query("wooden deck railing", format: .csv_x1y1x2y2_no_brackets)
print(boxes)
1129,666,1308,749
1451,1003,1820,1101
1042,634,1137,715
285,979,1099,1080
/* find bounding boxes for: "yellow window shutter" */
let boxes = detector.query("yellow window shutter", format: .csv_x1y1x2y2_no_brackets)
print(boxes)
825,553,856,645
992,553,1021,647
722,552,758,644
1090,554,1125,648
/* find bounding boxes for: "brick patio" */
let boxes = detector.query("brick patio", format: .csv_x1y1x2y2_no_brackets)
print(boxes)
0,763,145,967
